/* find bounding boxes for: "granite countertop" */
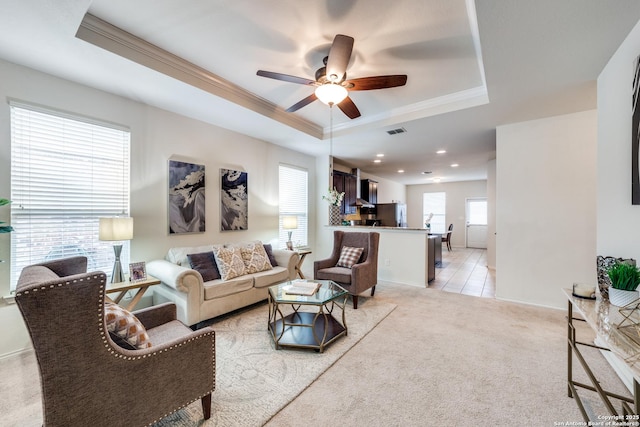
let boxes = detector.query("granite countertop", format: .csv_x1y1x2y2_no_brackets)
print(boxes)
328,225,430,232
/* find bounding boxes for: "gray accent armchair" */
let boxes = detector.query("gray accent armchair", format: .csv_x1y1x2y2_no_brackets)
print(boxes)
15,256,215,427
314,231,380,309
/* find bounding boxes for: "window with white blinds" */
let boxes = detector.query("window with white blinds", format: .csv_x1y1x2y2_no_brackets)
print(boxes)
423,191,446,234
9,102,131,290
278,164,308,249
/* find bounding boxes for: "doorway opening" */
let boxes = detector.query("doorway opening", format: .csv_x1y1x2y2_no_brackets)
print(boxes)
466,198,487,249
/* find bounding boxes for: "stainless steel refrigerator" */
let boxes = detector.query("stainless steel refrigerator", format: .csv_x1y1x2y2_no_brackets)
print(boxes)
375,203,407,227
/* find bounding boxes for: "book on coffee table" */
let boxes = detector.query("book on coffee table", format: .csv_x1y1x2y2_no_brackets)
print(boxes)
284,281,322,296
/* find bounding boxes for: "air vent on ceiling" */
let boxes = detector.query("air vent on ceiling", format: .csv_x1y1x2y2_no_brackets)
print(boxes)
386,127,407,135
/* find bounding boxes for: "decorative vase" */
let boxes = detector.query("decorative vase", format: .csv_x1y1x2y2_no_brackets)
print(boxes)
329,205,341,226
608,287,640,307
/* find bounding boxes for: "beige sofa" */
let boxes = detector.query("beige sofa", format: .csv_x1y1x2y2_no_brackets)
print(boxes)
147,243,298,327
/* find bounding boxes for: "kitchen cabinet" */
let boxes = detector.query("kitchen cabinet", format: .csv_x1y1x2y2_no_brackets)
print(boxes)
360,179,378,205
333,170,357,215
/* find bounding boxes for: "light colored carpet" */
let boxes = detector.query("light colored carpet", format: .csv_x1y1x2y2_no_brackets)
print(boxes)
0,282,632,427
0,296,396,427
266,284,631,427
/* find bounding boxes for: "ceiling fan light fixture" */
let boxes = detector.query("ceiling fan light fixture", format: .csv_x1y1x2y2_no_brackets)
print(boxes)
315,83,348,106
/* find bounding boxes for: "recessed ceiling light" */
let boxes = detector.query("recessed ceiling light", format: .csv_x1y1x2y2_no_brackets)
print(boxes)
374,159,382,163
376,153,385,157
421,171,432,175
436,150,446,154
451,163,459,167
433,178,441,183
398,169,404,173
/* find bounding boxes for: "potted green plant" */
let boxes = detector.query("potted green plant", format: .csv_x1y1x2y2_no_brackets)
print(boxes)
608,262,640,307
0,198,12,233
0,198,13,265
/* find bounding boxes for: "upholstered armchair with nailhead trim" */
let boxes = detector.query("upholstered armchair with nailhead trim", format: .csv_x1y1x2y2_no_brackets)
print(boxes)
15,256,215,427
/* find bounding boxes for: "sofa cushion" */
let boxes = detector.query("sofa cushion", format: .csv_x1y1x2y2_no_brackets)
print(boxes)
213,246,247,280
203,275,254,300
187,251,221,281
104,302,152,349
316,266,353,285
237,241,272,274
336,246,364,268
167,245,217,267
253,266,290,288
263,243,278,267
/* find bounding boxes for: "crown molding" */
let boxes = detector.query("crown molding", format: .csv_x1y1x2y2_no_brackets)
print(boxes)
75,13,323,139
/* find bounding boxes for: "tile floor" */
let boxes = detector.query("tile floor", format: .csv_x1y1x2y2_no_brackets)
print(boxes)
429,247,495,298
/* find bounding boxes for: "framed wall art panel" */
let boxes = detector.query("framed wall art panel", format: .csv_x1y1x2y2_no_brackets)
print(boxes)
168,159,205,234
220,168,248,231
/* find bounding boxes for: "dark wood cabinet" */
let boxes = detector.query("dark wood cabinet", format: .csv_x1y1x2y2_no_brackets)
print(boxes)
332,170,357,215
343,173,357,215
360,179,378,205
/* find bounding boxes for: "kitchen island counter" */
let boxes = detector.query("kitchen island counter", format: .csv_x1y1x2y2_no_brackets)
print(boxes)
329,225,428,232
327,226,437,287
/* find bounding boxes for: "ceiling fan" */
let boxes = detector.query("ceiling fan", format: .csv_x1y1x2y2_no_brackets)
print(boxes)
256,34,408,119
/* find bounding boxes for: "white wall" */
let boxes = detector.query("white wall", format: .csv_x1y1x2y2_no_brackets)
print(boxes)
360,171,407,204
406,180,487,249
496,110,597,309
597,19,640,261
0,59,316,357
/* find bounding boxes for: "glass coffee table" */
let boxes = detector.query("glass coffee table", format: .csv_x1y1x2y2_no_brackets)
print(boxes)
268,279,348,353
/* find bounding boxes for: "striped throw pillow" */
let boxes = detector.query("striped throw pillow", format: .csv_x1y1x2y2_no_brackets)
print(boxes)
336,246,364,268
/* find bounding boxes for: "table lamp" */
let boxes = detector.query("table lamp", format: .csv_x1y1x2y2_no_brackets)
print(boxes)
282,216,298,250
99,217,134,283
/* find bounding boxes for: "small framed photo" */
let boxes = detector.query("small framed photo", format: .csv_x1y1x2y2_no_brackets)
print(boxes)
129,262,147,282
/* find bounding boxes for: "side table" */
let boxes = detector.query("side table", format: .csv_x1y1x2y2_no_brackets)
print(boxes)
295,249,312,279
268,280,348,353
564,288,640,420
105,275,161,311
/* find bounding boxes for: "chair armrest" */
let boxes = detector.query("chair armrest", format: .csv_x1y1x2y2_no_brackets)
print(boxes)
314,258,337,271
147,259,203,294
273,249,299,280
134,302,177,330
103,327,216,417
350,259,378,290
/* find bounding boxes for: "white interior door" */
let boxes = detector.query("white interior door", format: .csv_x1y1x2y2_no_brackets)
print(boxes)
466,198,488,249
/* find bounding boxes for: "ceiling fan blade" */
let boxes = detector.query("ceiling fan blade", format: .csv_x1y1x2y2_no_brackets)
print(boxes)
346,75,408,91
326,34,354,83
286,93,318,112
337,96,361,119
256,70,316,86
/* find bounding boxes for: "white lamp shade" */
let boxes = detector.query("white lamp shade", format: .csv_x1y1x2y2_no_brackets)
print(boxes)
99,217,134,241
282,216,298,230
315,83,348,105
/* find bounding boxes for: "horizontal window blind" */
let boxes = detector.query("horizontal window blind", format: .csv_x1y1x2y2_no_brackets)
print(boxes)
423,191,446,234
10,103,131,289
278,164,308,249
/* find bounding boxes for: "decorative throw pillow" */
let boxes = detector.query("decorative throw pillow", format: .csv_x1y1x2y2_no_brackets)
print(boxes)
336,246,364,268
238,242,273,274
213,246,247,280
187,251,221,281
263,243,278,267
104,302,152,350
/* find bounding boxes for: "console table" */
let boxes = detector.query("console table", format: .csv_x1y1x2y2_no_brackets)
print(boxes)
106,275,160,311
564,288,640,421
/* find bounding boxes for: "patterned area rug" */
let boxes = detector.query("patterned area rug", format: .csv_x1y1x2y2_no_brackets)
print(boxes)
154,298,396,427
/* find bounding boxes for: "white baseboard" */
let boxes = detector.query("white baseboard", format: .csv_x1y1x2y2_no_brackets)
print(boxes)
0,346,33,361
